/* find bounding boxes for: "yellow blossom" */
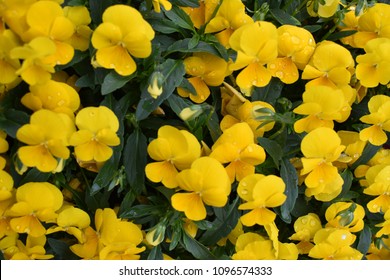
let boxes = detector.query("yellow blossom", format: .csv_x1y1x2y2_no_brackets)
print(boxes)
309,228,363,260
307,0,340,18
177,52,230,103
325,202,365,232
363,164,390,213
300,127,345,201
10,235,54,260
21,79,80,118
204,0,253,48
152,0,172,13
7,182,63,237
0,168,13,201
237,174,286,226
289,213,322,254
171,157,231,221
359,95,390,146
217,220,244,246
181,0,219,29
229,21,278,94
301,40,355,89
355,38,390,88
210,122,266,182
70,106,120,163
63,5,93,51
91,5,155,76
268,25,316,84
9,36,57,85
366,238,390,260
336,130,366,166
293,85,350,133
0,29,21,87
145,125,201,188
16,109,75,173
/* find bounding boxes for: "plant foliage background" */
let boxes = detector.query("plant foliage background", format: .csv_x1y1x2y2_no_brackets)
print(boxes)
1,0,390,260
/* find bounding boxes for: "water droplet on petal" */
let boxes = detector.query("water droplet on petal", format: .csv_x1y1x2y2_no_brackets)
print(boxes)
241,189,248,195
341,234,347,240
301,218,308,225
247,146,253,152
291,36,301,44
269,64,276,69
275,71,284,78
110,63,115,68
310,220,316,227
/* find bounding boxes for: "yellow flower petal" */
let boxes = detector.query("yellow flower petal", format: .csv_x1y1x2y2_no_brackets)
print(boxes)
171,192,206,221
145,161,179,188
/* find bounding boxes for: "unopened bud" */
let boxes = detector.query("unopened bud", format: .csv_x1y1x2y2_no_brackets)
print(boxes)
147,72,164,99
179,105,203,121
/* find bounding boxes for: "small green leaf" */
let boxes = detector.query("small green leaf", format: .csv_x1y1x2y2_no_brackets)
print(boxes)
164,6,194,31
251,77,284,106
170,0,200,7
327,30,358,42
147,246,164,260
270,8,301,26
101,71,133,95
303,25,322,33
279,158,299,223
165,39,228,61
47,238,79,260
257,137,283,168
182,231,216,260
0,109,30,138
357,224,372,257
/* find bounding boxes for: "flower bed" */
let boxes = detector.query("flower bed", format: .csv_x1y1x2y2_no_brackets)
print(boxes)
1,0,390,260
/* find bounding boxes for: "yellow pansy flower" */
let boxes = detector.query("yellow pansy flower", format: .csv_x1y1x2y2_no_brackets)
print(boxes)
268,25,316,84
237,174,286,226
46,206,91,243
337,8,361,47
171,157,231,221
289,213,322,254
307,0,340,18
63,5,92,51
70,106,120,163
300,127,345,201
91,5,155,76
293,85,349,133
301,40,354,89
359,95,390,146
366,237,390,260
352,3,390,48
210,122,266,182
336,130,366,166
21,79,80,118
229,21,278,95
309,228,363,260
152,0,172,13
217,220,244,246
204,0,253,48
363,164,390,213
0,197,16,239
177,52,230,103
325,202,365,232
0,130,9,167
145,125,201,188
0,29,21,87
232,232,275,260
10,235,54,260
9,36,57,85
181,0,219,29
7,182,63,237
0,169,13,201
21,1,75,65
355,38,390,88
71,208,145,260
16,109,75,173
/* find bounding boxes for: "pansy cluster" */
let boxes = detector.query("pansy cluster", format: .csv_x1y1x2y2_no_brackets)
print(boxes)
1,0,390,260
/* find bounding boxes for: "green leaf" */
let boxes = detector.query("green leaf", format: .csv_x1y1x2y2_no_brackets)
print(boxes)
334,169,353,201
170,0,200,7
303,25,322,33
182,231,216,260
47,238,79,260
147,246,164,260
269,8,301,26
327,30,358,42
257,137,283,168
357,224,372,257
0,109,29,138
206,108,222,142
19,168,52,185
278,158,299,223
164,6,194,31
251,77,284,106
123,129,147,195
199,196,240,246
149,18,183,34
89,0,114,25
136,59,185,121
101,71,133,95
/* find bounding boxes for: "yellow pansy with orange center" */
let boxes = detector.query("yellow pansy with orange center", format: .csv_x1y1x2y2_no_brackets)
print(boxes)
237,174,286,226
301,40,355,89
355,38,390,88
308,228,363,260
268,25,316,84
325,202,365,232
91,5,155,76
363,164,390,214
300,127,345,201
229,21,278,95
210,122,266,182
16,109,75,173
70,208,145,260
7,182,63,237
293,85,350,133
177,52,230,103
171,157,231,221
21,79,80,118
145,125,201,188
359,95,390,146
204,0,253,48
70,106,120,163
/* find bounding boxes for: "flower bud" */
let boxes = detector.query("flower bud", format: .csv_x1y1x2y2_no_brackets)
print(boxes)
147,71,164,99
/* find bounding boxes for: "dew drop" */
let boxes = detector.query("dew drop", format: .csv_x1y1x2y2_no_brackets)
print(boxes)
247,146,253,152
275,71,284,78
241,189,248,195
301,218,308,225
310,220,316,227
291,36,301,44
57,100,65,106
109,63,115,68
341,234,347,240
47,96,53,100
269,64,276,70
